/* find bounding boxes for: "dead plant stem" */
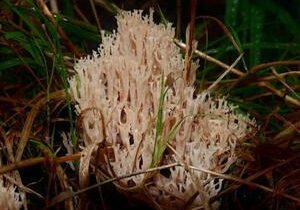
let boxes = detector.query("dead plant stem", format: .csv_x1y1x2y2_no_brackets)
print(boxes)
174,39,245,77
49,161,300,207
0,153,81,175
15,90,66,162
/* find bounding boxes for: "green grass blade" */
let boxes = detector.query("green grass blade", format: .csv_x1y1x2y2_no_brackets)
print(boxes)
4,31,46,75
57,15,101,43
0,58,24,72
3,0,43,39
95,0,120,15
152,73,166,167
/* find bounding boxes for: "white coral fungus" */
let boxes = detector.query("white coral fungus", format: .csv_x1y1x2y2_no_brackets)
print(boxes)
0,179,23,210
69,10,256,209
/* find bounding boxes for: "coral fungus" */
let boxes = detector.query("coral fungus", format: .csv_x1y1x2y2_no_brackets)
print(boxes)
0,176,23,210
69,10,256,209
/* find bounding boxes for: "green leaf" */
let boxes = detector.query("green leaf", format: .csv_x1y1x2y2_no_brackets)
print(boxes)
0,46,13,55
94,0,120,15
4,32,45,73
0,58,23,71
152,74,166,167
29,139,54,155
157,5,168,25
3,0,43,39
4,31,27,42
57,15,100,43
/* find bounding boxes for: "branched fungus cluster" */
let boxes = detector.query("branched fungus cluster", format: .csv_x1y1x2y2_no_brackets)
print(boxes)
69,10,256,209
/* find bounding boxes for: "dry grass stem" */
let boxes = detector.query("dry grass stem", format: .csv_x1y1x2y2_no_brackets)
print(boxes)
16,90,66,162
187,165,300,204
199,15,243,55
207,53,243,91
49,160,300,207
257,82,300,107
249,60,300,74
257,71,300,82
49,162,181,207
174,39,245,77
271,67,300,99
3,175,43,199
0,153,81,175
212,155,300,203
89,0,102,33
74,5,91,23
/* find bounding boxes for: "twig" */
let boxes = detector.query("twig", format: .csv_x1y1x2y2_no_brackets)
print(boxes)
199,16,242,54
15,90,66,162
207,53,243,91
94,0,121,15
174,39,245,77
257,82,300,107
230,60,300,89
244,85,300,101
225,59,300,107
256,71,300,82
274,121,300,144
249,60,300,75
48,163,180,207
271,67,300,99
3,174,44,198
0,153,81,175
187,165,300,204
211,154,300,203
89,0,102,33
74,4,90,23
48,160,300,207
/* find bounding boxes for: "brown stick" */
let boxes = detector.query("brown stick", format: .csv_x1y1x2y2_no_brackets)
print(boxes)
257,82,300,107
249,60,300,74
15,90,66,162
175,39,245,77
0,153,81,175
